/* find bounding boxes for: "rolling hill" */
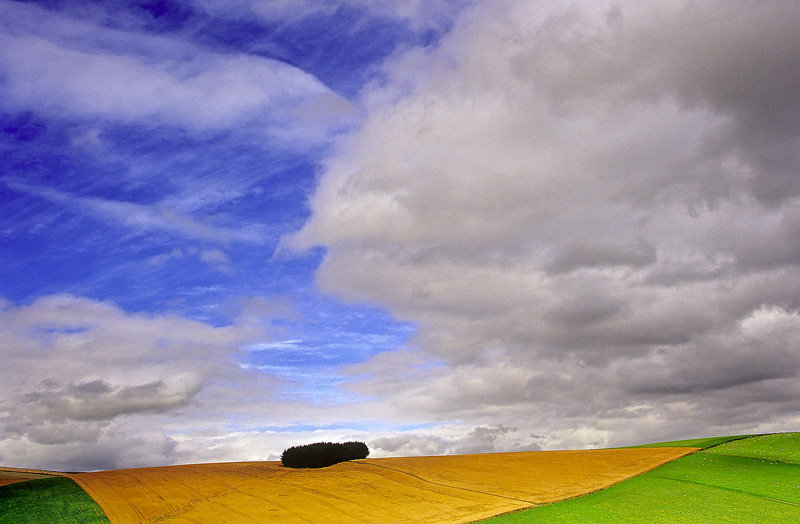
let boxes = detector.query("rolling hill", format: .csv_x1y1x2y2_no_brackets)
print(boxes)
2,433,798,523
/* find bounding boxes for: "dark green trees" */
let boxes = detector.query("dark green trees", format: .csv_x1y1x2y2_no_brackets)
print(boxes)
280,441,369,468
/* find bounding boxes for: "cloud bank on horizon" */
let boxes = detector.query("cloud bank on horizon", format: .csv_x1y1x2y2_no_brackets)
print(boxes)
2,0,800,471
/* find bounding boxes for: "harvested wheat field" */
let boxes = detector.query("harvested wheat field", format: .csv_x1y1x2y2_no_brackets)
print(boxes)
70,447,694,524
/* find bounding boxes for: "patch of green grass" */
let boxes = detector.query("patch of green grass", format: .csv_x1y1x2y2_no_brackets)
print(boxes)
481,433,800,523
705,432,800,465
630,434,755,449
0,476,110,524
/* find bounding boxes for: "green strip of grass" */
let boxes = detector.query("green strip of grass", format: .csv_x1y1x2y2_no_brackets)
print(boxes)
704,432,800,464
0,476,110,524
481,433,800,524
630,434,754,449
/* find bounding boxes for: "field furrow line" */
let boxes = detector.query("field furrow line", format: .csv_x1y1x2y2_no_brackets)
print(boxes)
764,497,800,507
659,474,800,508
354,460,540,506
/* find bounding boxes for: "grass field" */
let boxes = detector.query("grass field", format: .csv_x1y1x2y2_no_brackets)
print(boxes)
0,476,110,524
481,433,800,523
708,432,800,464
70,447,692,524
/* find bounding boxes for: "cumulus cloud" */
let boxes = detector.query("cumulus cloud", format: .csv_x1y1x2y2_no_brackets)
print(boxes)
369,424,540,457
0,294,271,470
1,423,182,473
291,0,800,447
0,0,351,136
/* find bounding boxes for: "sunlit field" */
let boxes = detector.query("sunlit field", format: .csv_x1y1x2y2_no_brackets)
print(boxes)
483,433,800,523
70,447,691,524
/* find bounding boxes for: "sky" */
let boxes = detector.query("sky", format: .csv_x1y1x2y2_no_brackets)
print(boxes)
1,0,799,472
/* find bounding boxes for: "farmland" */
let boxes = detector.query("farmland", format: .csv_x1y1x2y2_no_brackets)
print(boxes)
0,476,110,524
2,433,798,523
483,433,800,523
69,447,692,524
0,467,64,488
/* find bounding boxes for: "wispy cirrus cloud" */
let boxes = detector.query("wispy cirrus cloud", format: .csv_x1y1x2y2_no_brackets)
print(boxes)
0,1,352,137
6,181,264,244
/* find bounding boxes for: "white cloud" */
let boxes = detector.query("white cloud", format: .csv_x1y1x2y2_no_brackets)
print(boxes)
290,0,800,447
0,294,274,470
0,1,352,136
147,248,185,266
200,248,232,271
369,424,539,457
191,0,460,31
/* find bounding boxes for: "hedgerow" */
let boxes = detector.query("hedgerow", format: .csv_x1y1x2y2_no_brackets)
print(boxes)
281,441,369,468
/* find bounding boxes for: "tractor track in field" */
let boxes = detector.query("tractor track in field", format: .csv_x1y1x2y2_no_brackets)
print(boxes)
660,475,800,508
764,497,800,507
147,475,305,524
354,460,540,506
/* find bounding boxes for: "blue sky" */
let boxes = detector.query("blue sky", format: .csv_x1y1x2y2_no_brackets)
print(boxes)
3,0,800,471
1,0,425,368
0,0,464,470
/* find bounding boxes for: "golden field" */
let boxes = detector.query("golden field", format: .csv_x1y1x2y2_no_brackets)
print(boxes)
69,447,695,524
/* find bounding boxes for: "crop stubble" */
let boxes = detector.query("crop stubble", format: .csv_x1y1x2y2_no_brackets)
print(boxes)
71,447,695,524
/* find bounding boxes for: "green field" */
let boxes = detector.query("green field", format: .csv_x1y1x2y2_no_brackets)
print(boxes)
708,432,800,464
482,432,800,523
630,434,754,449
0,477,110,524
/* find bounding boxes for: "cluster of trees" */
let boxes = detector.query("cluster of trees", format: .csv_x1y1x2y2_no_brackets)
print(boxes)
281,441,369,468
